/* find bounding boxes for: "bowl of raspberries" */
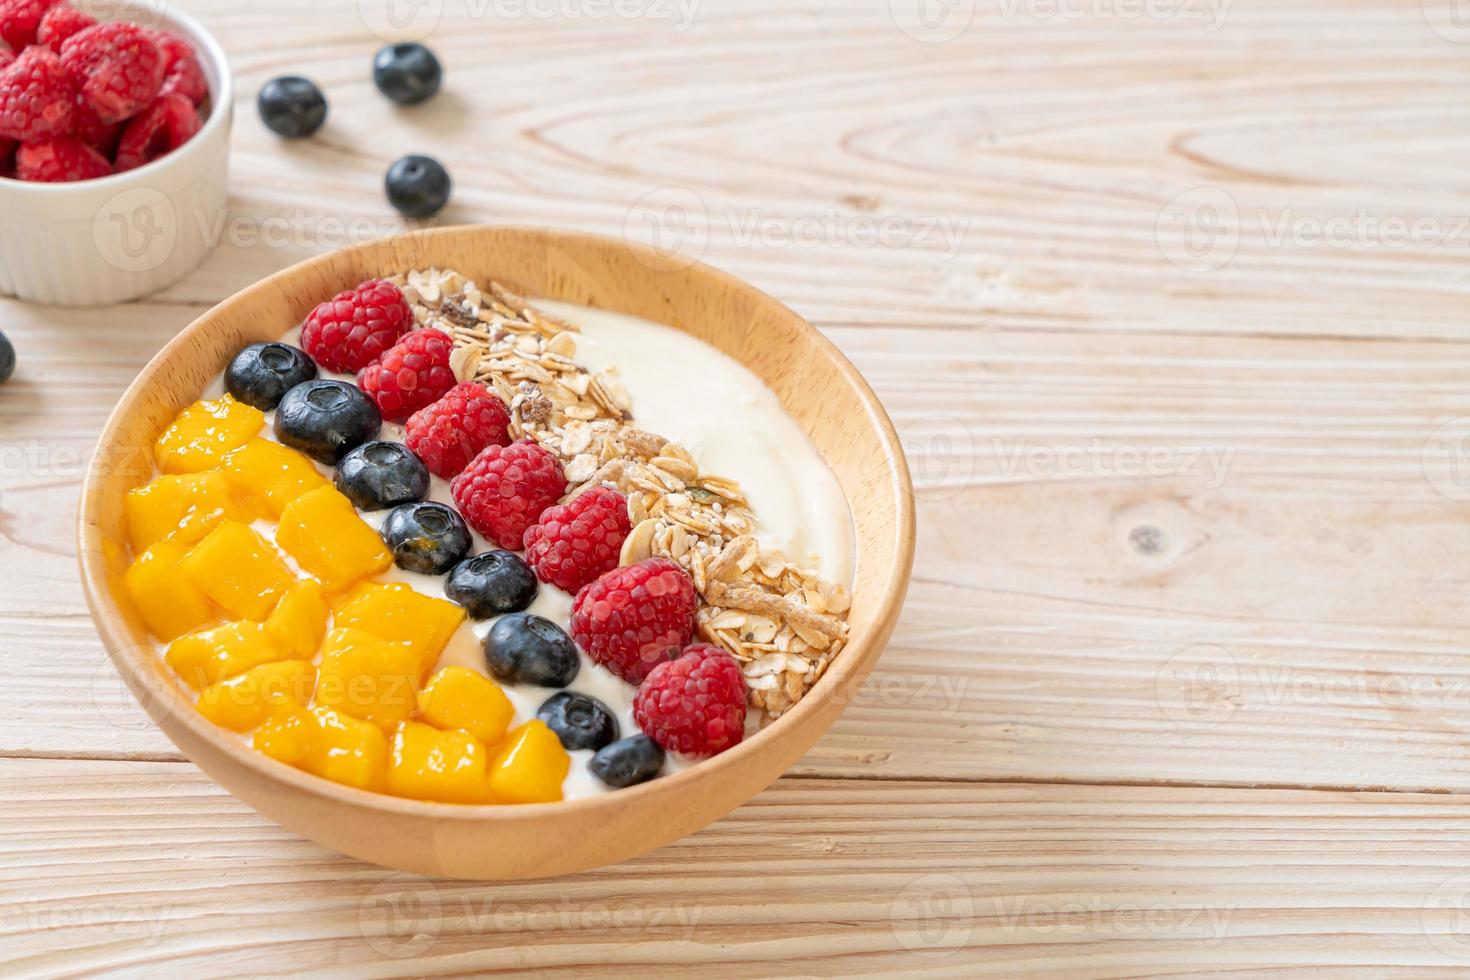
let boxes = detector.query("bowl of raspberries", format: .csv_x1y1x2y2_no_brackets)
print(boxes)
0,0,230,306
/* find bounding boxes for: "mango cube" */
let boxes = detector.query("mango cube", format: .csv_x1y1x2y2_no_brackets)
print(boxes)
314,627,421,732
486,720,570,805
334,582,466,681
264,579,329,657
388,721,492,804
221,439,327,519
418,667,514,745
180,520,296,621
166,621,292,690
254,706,389,792
125,470,246,553
197,660,315,732
154,395,264,474
276,486,391,592
123,537,216,641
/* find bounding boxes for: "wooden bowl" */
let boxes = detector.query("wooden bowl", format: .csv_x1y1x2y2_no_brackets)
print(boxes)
77,226,915,879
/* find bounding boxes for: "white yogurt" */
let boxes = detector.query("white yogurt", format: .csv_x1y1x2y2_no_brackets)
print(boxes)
185,300,854,800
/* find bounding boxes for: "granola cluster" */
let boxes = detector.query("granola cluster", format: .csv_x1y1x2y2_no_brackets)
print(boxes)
388,268,851,718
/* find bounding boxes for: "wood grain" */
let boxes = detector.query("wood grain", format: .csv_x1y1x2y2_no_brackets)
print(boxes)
2,0,1468,966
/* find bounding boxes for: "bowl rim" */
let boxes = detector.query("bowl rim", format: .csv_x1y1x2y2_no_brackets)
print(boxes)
78,225,916,824
0,0,233,194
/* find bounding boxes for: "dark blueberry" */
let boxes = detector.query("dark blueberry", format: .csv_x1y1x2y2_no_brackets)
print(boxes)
225,342,317,410
257,76,328,138
537,692,618,752
373,42,442,105
483,613,579,688
335,441,429,511
445,551,537,619
385,154,451,218
381,501,471,575
0,330,12,385
274,380,381,464
589,735,665,789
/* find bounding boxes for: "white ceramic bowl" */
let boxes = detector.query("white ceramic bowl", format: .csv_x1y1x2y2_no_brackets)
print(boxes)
0,1,232,307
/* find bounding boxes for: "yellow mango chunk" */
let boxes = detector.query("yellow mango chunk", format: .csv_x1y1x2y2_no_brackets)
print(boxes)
154,394,264,474
334,582,466,681
264,579,329,657
125,470,247,553
276,486,391,592
123,537,216,641
165,620,292,691
197,660,315,732
180,520,296,621
388,721,492,804
314,627,421,732
254,706,388,792
221,439,327,519
418,667,514,745
486,720,569,805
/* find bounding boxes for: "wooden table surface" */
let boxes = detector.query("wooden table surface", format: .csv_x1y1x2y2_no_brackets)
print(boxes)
4,0,1470,974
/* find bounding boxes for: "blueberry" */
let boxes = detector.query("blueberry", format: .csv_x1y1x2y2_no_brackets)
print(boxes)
274,380,381,464
335,441,429,511
483,613,579,688
537,692,618,752
225,342,317,411
373,42,442,105
257,76,327,138
589,735,665,789
0,330,13,385
446,551,537,619
381,501,471,575
385,154,451,218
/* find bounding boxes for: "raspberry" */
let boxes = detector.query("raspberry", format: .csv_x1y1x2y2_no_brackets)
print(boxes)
524,486,630,593
0,0,58,51
36,3,90,51
632,644,746,757
404,382,510,478
60,22,162,124
113,92,198,171
0,135,16,176
450,440,565,550
300,279,412,372
16,134,107,181
0,47,74,141
570,557,698,685
68,99,118,154
0,49,13,72
355,327,457,422
146,28,205,104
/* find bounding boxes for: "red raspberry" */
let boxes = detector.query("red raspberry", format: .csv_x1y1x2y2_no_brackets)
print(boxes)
450,440,565,550
404,382,511,478
145,28,205,104
0,47,74,141
355,327,457,423
524,486,630,593
0,49,13,72
0,0,58,51
16,134,107,181
0,135,16,177
633,644,747,757
68,99,118,154
36,3,91,51
60,22,162,124
300,279,412,372
113,92,197,171
570,557,698,685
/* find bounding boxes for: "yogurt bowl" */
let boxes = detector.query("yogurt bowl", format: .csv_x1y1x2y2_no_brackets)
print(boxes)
78,226,914,879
